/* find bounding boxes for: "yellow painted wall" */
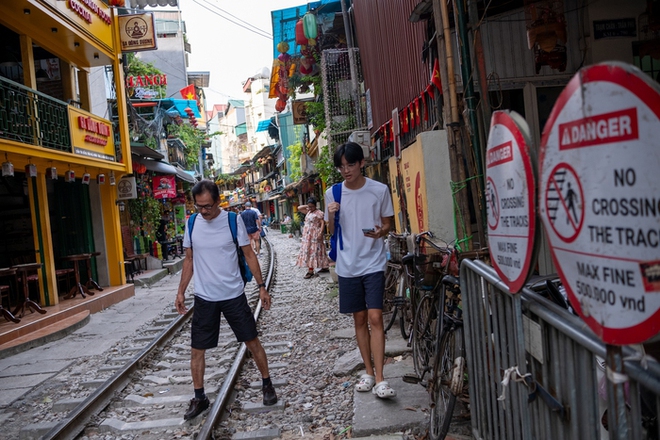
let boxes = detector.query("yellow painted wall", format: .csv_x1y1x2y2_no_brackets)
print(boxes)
400,139,429,235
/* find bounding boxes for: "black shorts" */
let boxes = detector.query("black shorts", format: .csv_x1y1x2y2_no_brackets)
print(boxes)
338,271,385,314
191,294,258,350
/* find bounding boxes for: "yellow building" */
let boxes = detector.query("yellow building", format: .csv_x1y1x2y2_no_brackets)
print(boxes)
0,0,133,310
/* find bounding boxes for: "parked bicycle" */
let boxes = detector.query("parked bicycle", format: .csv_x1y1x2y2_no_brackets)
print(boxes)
383,232,412,340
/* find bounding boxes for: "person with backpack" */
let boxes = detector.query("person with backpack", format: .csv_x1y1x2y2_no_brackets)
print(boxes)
324,142,396,399
175,180,277,421
241,201,262,256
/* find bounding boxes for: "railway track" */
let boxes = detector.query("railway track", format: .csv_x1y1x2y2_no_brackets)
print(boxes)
38,237,276,440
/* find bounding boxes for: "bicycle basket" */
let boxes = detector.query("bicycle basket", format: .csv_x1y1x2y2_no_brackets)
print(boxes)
388,235,408,263
420,244,450,288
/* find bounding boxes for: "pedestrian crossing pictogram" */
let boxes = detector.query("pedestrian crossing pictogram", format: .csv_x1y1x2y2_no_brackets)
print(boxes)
545,162,584,243
486,177,499,230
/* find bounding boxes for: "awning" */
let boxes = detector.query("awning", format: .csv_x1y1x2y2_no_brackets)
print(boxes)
256,119,273,132
173,165,196,183
139,159,177,174
131,144,164,160
236,123,247,136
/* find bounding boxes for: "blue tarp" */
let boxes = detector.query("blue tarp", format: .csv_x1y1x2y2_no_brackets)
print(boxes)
256,119,272,132
158,99,201,118
271,0,346,58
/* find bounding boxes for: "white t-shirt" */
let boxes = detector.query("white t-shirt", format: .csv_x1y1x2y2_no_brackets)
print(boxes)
324,178,394,277
182,210,250,301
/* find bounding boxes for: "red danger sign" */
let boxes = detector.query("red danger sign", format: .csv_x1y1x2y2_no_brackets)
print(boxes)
486,111,536,293
540,62,660,345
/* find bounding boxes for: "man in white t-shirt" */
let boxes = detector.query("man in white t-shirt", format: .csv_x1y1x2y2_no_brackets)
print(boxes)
325,142,396,399
176,180,276,420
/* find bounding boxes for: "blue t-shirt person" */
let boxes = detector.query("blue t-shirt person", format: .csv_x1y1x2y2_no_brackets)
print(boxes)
240,209,260,234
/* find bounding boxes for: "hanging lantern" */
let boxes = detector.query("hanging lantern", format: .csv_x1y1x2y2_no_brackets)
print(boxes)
47,167,57,180
97,173,106,184
275,98,287,112
276,41,290,54
278,52,291,64
82,173,91,185
303,13,317,45
2,160,14,177
109,170,116,185
108,0,125,6
65,170,75,182
25,163,37,177
295,19,308,46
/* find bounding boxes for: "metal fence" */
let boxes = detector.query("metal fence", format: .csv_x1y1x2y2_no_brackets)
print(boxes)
461,259,660,440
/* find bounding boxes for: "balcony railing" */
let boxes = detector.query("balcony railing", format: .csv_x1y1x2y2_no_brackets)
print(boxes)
0,76,71,152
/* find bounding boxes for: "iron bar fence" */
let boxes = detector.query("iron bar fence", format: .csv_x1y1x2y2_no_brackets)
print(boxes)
461,258,660,440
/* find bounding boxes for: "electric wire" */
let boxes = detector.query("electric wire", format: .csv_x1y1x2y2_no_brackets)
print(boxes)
190,0,272,39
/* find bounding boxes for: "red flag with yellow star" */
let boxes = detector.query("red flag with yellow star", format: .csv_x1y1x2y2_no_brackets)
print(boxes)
432,58,442,93
179,84,195,100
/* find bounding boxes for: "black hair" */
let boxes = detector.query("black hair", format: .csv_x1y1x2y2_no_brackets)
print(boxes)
307,196,317,205
333,141,364,167
192,179,219,203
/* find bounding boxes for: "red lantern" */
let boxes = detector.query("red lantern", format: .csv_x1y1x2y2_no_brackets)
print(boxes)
275,98,287,112
295,19,308,46
108,0,125,6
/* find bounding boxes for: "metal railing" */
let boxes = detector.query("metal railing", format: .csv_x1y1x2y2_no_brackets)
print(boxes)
0,76,71,152
461,259,660,440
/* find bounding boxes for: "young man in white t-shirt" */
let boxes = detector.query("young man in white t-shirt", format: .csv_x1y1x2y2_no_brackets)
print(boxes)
324,142,396,399
176,180,276,420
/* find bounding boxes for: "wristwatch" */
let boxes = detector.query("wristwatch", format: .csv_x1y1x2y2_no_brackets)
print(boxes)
257,283,266,289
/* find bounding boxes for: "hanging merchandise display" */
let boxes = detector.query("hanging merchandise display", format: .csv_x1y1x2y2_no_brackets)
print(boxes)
302,13,317,45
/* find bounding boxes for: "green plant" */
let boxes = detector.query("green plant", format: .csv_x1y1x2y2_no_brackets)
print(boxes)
128,197,161,240
125,53,166,99
305,100,326,133
288,217,301,233
287,142,302,182
316,145,342,187
168,124,207,167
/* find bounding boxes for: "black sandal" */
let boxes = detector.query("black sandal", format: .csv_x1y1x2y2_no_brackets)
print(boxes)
303,271,314,279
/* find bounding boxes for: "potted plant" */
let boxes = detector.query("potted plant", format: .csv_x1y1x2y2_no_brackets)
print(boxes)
288,217,301,238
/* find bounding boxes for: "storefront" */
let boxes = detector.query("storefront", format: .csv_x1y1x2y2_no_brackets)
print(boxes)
0,0,132,307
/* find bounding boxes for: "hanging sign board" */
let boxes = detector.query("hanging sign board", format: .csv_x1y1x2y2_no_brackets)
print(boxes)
486,111,537,293
117,176,137,201
153,175,176,199
118,13,157,52
539,62,660,345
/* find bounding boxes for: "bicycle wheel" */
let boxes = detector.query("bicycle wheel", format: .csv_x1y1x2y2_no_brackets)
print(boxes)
412,294,435,379
383,264,399,333
429,325,465,440
396,273,411,340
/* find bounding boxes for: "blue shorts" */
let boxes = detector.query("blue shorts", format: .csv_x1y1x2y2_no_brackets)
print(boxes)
338,271,385,314
191,294,258,349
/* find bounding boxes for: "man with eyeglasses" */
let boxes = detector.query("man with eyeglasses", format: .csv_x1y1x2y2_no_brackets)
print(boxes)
176,180,277,421
325,142,396,399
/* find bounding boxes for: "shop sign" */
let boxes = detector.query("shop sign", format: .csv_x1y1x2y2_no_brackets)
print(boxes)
118,13,158,52
292,101,308,125
539,62,660,345
125,74,167,88
486,111,537,293
593,18,636,40
117,176,137,200
69,107,115,161
153,175,176,199
46,0,113,50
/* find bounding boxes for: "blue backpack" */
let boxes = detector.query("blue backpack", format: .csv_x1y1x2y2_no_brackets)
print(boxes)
187,211,253,285
328,183,343,261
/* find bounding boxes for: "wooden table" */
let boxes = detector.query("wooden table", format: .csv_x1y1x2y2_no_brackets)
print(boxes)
0,267,20,323
11,263,46,317
61,254,95,299
84,251,104,292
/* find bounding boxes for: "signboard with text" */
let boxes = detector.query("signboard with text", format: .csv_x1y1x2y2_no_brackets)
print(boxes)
68,107,115,161
486,111,537,293
539,62,660,345
118,13,157,52
153,175,176,199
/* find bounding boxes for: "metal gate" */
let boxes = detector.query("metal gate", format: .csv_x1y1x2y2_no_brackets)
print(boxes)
461,259,660,440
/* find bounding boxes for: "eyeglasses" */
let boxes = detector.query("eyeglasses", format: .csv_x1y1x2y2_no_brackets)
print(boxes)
336,162,359,172
194,204,215,211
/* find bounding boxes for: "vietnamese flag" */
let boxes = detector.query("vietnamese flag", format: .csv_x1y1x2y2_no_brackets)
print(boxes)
422,93,429,121
415,97,421,125
180,84,195,100
389,120,394,141
432,58,442,93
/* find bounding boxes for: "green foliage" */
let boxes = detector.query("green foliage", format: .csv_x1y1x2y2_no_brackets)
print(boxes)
287,142,302,182
128,196,161,240
316,145,342,187
305,100,326,133
215,173,240,187
288,216,301,233
168,124,206,167
125,53,166,99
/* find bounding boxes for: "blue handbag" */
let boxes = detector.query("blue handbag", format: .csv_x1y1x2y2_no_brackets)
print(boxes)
328,183,343,261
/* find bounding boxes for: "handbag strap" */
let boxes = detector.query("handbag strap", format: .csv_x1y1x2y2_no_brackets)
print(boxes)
332,183,343,250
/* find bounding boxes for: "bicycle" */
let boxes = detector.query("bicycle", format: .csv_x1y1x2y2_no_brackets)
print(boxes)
406,233,457,381
383,232,413,340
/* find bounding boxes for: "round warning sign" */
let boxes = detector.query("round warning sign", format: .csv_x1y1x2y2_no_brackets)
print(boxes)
486,111,537,293
540,62,660,345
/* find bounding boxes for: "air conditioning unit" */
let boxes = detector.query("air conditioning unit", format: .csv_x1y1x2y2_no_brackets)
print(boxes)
349,130,370,159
